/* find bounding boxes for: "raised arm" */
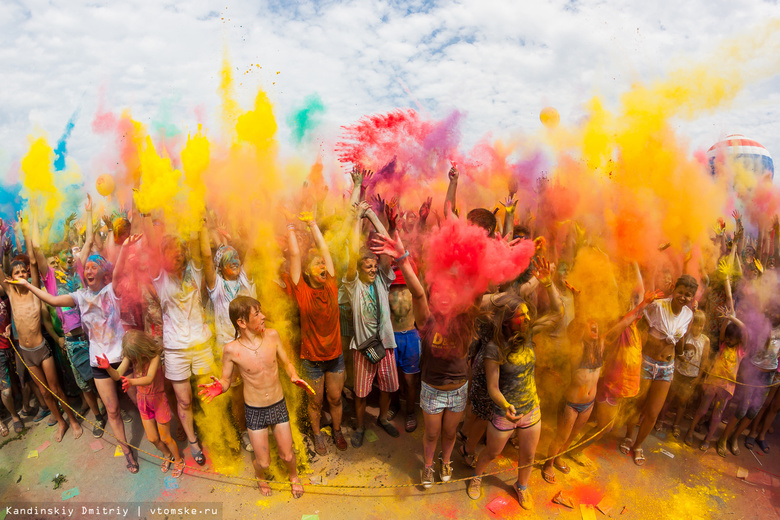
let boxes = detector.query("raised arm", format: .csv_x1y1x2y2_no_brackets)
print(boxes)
500,195,517,239
444,165,459,218
303,213,334,277
200,223,216,291
78,195,94,266
369,231,430,325
604,290,663,346
530,257,563,335
19,212,40,289
29,212,49,278
346,202,368,282
112,234,142,299
287,217,302,286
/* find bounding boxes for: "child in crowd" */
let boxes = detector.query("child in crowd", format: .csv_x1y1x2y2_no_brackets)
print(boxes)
97,330,184,478
199,296,305,498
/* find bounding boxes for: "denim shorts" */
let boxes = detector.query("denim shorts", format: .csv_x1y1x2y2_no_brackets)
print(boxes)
641,355,674,382
420,381,468,415
300,354,345,381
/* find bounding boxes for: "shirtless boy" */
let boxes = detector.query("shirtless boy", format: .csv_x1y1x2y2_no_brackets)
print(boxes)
199,296,305,498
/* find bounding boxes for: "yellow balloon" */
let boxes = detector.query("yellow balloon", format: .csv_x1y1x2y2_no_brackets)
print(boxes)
96,174,115,197
540,107,560,128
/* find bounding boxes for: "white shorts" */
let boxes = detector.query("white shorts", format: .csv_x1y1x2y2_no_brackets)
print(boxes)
164,341,216,381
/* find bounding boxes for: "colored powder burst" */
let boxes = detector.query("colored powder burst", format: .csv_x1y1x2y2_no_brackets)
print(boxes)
286,94,325,146
54,110,78,172
423,217,535,315
152,95,182,139
20,137,61,219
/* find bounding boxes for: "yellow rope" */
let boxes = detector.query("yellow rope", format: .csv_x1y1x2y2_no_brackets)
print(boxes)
12,341,621,490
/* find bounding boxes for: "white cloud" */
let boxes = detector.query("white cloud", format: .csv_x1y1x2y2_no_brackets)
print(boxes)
0,0,778,187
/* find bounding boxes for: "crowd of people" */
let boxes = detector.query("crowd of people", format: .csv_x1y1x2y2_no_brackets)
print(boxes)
3,163,780,510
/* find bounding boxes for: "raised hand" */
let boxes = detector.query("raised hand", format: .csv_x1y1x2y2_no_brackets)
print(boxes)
716,305,734,319
508,177,519,197
85,194,92,212
122,233,143,247
385,204,398,232
448,165,459,181
642,290,665,305
298,211,314,224
419,197,432,223
369,231,405,259
532,256,553,286
102,215,113,230
65,213,77,226
96,354,111,370
387,196,399,209
533,236,546,251
197,376,224,403
732,210,742,223
564,280,581,294
356,200,370,218
349,166,365,187
500,195,518,212
370,194,386,215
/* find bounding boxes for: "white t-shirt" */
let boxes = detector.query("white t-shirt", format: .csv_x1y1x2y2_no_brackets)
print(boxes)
342,265,396,350
70,284,125,367
644,298,693,345
752,326,780,371
153,261,212,350
208,269,256,346
677,334,706,377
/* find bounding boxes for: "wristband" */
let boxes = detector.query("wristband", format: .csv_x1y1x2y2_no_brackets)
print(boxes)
287,224,295,231
541,281,552,288
398,250,410,261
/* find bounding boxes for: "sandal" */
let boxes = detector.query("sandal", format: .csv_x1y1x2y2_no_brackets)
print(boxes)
457,444,476,468
728,439,740,456
632,448,645,466
700,441,711,452
553,459,570,474
672,426,681,439
541,467,556,484
124,450,139,474
757,439,770,453
0,422,8,437
171,460,185,479
619,437,633,455
716,440,728,458
161,455,173,473
744,436,756,450
189,440,206,466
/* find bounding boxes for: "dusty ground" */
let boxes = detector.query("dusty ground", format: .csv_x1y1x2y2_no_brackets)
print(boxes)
1,393,779,520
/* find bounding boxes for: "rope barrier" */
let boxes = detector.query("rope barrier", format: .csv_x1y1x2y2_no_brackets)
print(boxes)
11,340,622,490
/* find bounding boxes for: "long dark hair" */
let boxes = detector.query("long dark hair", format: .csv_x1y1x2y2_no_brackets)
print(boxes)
486,292,537,361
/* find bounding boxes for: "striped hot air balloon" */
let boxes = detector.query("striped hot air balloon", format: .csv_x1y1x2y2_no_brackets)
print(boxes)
707,134,774,180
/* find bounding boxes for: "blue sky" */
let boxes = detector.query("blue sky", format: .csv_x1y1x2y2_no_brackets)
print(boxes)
0,0,778,189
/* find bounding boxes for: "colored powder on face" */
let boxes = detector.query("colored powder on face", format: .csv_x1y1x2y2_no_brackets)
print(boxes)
286,94,325,146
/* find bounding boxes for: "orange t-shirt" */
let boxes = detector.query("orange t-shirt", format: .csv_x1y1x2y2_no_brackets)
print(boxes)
291,274,341,362
602,322,643,399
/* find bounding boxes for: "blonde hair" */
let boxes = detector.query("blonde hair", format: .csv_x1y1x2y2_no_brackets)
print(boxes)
121,329,163,365
692,309,706,326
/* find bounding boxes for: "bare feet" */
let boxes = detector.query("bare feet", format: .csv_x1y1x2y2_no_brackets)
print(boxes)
72,422,84,440
290,477,304,499
257,480,272,497
54,421,69,443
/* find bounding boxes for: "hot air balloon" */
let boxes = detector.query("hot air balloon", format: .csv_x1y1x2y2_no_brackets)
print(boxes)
707,134,774,180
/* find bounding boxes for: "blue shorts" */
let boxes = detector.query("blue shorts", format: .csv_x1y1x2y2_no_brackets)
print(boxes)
300,354,345,381
394,330,421,375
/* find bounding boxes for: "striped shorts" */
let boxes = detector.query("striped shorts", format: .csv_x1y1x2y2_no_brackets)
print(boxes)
353,348,399,398
245,398,290,431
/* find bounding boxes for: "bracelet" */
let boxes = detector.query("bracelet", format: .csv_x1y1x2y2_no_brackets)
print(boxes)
541,281,552,288
398,250,410,261
287,224,295,231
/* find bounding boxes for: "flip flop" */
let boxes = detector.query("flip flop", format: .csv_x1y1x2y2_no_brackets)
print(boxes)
13,419,23,434
700,441,711,452
0,422,8,437
716,440,728,458
619,437,633,455
124,450,139,474
161,455,173,473
756,439,770,453
632,448,645,466
189,440,206,465
541,467,556,484
171,460,185,479
672,426,681,439
744,436,756,450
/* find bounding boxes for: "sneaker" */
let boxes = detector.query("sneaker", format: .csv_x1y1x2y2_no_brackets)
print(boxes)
439,455,453,482
120,409,133,423
514,483,533,511
313,433,328,456
467,476,482,500
377,418,400,438
92,414,106,438
47,414,58,427
422,464,435,489
241,431,254,452
333,429,348,451
351,428,365,448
